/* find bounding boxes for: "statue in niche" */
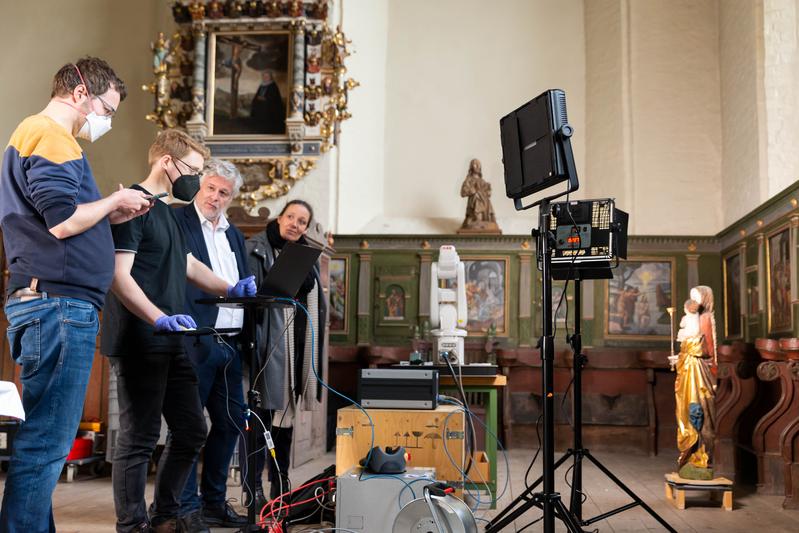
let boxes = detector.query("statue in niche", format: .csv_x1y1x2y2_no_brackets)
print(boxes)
152,32,170,74
670,285,717,480
265,0,281,18
458,158,501,234
188,1,205,21
288,0,304,18
207,0,224,18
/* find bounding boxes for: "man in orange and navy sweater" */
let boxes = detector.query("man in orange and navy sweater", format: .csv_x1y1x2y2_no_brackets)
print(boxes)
0,56,151,532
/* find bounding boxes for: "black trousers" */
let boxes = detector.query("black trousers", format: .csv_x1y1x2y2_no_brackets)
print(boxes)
109,352,207,531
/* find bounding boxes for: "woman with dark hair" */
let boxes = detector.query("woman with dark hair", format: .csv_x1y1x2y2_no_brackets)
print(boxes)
244,199,326,508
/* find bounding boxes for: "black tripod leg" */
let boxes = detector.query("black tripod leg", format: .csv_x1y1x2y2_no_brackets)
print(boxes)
484,494,543,533
487,450,575,530
527,450,574,491
583,452,677,533
552,497,587,533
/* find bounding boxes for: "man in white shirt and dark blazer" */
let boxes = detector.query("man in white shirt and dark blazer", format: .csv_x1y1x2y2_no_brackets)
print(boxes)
174,158,249,531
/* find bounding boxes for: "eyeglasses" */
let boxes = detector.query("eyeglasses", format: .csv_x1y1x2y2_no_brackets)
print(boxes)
94,95,117,118
173,155,201,175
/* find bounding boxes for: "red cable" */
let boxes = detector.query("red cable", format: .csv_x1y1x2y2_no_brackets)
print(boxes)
262,488,334,521
259,476,333,519
260,477,334,520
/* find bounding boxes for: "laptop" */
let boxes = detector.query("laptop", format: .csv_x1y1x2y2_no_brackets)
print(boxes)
258,242,322,298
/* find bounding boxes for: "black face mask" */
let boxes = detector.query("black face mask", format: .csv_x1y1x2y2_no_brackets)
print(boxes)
172,173,200,201
168,158,201,202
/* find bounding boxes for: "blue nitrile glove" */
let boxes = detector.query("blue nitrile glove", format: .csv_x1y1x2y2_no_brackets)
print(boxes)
227,275,257,297
154,314,197,332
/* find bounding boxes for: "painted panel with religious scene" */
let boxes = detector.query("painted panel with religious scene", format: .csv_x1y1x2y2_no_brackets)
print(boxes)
724,252,742,338
767,227,792,333
373,264,417,333
463,258,509,334
329,257,348,334
606,259,674,338
208,31,291,136
383,285,406,321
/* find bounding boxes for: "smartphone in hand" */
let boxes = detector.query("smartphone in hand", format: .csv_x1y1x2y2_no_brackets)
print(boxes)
145,192,169,202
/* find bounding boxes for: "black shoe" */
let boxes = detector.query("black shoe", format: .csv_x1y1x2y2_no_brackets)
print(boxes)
179,511,210,533
203,502,248,527
151,519,178,533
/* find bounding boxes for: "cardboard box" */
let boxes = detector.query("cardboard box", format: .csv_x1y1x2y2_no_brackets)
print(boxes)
336,405,465,487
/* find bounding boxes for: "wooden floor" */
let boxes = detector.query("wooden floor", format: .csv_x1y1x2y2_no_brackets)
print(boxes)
2,448,799,532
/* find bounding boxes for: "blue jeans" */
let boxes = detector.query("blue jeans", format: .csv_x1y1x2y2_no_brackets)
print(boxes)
180,337,245,515
0,296,99,533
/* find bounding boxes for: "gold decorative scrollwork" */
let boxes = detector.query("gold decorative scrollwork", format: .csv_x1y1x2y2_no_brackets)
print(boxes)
143,30,195,129
232,158,316,210
305,23,359,153
144,1,356,206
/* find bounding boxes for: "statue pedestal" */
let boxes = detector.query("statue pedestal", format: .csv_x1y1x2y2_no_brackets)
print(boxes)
456,221,502,235
664,472,733,511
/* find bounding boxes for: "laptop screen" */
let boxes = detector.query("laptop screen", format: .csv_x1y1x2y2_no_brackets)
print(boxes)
258,242,323,298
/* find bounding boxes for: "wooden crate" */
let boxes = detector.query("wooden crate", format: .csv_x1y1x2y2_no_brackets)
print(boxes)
466,450,490,484
336,405,465,486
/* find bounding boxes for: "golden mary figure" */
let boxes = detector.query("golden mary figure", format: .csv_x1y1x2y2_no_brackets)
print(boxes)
670,285,717,480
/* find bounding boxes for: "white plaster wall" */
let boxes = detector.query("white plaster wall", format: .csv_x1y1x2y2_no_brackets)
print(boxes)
719,0,767,227
584,0,724,236
332,0,389,233
370,0,586,235
626,0,723,235
584,0,631,216
0,0,173,195
763,0,799,200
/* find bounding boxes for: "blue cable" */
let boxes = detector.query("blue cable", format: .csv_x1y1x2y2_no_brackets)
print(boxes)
270,298,513,512
443,397,511,502
439,397,512,506
441,407,483,510
273,297,375,479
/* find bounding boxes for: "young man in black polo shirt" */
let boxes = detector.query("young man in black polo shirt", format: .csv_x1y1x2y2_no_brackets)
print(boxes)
101,130,256,533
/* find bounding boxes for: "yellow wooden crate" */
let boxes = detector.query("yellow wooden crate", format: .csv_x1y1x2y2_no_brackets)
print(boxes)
335,405,465,487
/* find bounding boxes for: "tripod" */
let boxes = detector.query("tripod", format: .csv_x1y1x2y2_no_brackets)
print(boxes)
485,272,676,532
198,295,291,532
485,200,583,533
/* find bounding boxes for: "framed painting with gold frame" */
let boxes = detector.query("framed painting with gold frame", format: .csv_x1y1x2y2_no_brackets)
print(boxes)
329,256,349,334
723,250,743,338
461,256,510,335
206,30,293,139
605,257,675,339
767,225,792,333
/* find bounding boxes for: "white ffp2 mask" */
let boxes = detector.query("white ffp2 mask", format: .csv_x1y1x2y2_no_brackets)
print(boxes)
76,112,112,142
